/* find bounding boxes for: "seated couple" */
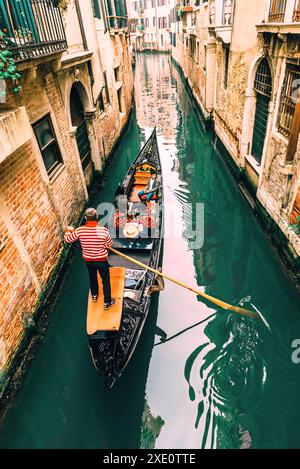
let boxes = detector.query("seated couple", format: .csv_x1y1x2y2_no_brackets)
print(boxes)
138,170,160,203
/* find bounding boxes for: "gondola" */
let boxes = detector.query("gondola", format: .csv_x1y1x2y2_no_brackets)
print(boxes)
86,128,164,388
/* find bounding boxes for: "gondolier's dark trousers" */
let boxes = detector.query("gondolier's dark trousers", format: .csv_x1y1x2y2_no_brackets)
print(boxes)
86,260,111,304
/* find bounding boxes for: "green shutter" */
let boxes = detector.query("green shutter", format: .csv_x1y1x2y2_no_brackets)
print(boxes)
91,0,102,19
251,93,270,163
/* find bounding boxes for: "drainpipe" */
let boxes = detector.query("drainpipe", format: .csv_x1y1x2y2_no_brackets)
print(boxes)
75,0,88,51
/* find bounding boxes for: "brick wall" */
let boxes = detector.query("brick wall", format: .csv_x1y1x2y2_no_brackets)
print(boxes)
0,67,88,372
0,31,133,374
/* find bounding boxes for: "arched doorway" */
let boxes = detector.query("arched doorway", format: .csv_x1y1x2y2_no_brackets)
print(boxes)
251,58,272,164
70,83,91,171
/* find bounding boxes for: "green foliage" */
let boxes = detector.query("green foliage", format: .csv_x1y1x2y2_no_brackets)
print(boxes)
289,215,300,235
54,0,71,11
0,30,22,95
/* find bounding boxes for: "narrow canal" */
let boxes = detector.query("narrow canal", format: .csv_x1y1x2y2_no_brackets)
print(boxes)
1,53,300,450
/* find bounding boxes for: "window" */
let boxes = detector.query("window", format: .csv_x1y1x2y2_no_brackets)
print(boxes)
278,63,300,137
98,90,105,112
114,66,120,82
117,88,123,113
151,0,155,7
104,71,110,105
254,58,272,97
91,0,101,19
268,0,287,22
146,17,149,27
153,17,156,27
294,0,300,21
223,46,230,89
251,59,272,163
196,41,199,64
33,115,63,176
161,17,167,28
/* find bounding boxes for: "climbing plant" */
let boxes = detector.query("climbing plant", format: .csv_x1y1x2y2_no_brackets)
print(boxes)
289,215,300,235
53,0,71,11
0,30,21,96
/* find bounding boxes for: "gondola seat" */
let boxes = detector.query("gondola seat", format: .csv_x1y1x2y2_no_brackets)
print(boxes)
140,194,158,201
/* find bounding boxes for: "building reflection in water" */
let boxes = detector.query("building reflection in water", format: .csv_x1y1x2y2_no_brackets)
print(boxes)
134,53,178,142
140,400,165,449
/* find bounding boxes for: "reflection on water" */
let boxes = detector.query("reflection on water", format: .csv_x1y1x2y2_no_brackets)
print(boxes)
1,53,300,450
136,53,300,449
140,401,165,449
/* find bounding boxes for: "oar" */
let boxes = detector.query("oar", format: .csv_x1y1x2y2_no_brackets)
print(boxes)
108,247,259,319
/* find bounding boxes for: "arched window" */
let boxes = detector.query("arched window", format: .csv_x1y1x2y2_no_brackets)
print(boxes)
251,58,272,164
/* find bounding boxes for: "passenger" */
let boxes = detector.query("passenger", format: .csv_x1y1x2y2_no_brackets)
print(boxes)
64,208,115,309
138,170,160,203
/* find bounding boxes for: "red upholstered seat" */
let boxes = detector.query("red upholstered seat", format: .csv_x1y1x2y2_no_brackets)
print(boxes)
140,194,158,200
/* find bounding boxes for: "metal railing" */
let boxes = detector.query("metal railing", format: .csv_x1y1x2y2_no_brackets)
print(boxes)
268,0,287,22
106,15,128,30
0,0,67,63
293,0,300,21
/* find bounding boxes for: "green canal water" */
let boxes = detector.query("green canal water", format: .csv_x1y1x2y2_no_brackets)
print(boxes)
1,54,300,449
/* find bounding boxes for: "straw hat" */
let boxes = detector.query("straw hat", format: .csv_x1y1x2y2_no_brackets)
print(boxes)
123,223,140,239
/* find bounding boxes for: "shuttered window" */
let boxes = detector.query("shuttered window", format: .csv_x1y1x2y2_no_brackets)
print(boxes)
251,59,272,163
33,115,63,176
278,63,300,137
91,0,101,18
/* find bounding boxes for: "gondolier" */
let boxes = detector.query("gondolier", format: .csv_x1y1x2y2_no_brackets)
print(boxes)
64,208,115,309
87,128,164,387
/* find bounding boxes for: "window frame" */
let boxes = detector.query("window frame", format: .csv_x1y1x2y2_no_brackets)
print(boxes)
91,0,102,19
98,89,105,112
278,62,300,137
33,114,64,177
103,71,110,105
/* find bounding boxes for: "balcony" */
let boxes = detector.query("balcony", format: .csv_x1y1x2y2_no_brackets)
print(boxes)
293,0,300,21
106,15,128,34
178,0,194,16
136,24,145,36
257,0,300,34
0,0,67,64
268,0,287,22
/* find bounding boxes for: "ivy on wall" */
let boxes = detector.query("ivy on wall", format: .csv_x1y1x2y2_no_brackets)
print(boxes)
0,30,21,96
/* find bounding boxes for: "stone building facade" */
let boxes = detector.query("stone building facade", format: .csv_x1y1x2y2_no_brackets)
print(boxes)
0,0,133,378
170,0,300,278
127,0,172,51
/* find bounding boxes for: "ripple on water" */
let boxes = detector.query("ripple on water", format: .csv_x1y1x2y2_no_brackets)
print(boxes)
183,301,268,448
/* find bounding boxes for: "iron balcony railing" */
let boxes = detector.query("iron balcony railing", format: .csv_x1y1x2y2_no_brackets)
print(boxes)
106,15,128,30
268,0,287,22
0,0,67,63
293,0,300,21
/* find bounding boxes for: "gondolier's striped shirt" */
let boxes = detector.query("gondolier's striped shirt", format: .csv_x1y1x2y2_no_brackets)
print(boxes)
64,222,112,262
